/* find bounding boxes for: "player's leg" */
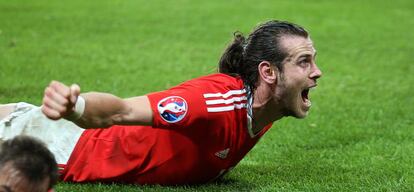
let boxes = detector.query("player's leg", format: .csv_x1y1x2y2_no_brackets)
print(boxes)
0,104,16,121
0,102,84,164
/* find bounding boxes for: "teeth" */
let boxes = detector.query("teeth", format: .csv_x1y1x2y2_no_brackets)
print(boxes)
305,100,312,107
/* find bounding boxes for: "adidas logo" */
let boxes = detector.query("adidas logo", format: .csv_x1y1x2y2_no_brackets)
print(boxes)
215,148,230,159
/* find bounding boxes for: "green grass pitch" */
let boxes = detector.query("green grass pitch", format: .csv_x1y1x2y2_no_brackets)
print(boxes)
1,0,413,191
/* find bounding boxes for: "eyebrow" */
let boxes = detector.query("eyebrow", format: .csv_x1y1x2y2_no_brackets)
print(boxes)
298,51,317,59
297,54,312,59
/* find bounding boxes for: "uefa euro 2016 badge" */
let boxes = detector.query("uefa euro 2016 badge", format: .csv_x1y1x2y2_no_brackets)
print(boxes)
157,96,188,123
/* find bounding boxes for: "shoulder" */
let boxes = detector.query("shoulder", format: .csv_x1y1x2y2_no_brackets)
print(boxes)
191,73,243,84
177,73,245,92
146,73,247,129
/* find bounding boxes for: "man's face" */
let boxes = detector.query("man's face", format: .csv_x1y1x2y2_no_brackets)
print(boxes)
0,163,50,192
274,35,322,118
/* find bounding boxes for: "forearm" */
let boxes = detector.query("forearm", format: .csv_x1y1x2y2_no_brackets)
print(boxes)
69,92,127,128
42,81,153,128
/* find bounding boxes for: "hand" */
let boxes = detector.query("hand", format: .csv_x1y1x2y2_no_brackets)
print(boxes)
41,81,81,120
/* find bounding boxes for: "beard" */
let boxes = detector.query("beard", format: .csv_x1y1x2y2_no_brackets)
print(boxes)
274,76,305,119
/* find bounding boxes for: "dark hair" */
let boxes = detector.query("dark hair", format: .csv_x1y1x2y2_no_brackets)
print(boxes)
218,20,308,90
0,136,58,189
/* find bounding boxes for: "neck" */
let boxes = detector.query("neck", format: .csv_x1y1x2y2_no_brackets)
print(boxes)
251,84,284,134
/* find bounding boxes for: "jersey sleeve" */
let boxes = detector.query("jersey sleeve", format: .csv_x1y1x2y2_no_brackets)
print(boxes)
146,82,208,129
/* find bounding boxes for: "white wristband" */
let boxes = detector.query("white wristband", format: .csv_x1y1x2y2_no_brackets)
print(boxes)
68,96,86,120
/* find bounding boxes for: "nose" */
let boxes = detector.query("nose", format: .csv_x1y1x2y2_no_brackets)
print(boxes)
310,63,322,80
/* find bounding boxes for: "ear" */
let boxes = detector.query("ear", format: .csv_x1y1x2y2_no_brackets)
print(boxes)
258,61,277,84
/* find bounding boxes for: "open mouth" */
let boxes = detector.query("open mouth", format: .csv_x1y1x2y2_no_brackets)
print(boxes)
301,89,309,102
301,85,315,107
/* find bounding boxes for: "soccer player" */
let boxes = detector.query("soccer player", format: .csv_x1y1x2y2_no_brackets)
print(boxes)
0,135,58,192
0,20,322,185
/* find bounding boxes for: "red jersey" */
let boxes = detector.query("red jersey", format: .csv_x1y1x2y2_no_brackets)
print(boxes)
60,73,273,185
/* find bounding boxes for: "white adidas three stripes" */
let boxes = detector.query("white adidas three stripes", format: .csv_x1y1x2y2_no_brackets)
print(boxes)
203,89,248,112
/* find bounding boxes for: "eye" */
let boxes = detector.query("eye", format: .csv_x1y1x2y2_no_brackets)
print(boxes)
298,59,310,67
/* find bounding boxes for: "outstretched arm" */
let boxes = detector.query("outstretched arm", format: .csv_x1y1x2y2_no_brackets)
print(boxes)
41,81,153,128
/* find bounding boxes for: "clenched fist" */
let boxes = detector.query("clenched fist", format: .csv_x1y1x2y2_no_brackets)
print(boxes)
41,81,81,120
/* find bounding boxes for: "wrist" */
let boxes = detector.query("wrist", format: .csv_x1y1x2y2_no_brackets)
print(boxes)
67,96,86,121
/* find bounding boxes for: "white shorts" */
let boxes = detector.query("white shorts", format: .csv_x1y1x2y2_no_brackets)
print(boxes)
0,102,84,165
